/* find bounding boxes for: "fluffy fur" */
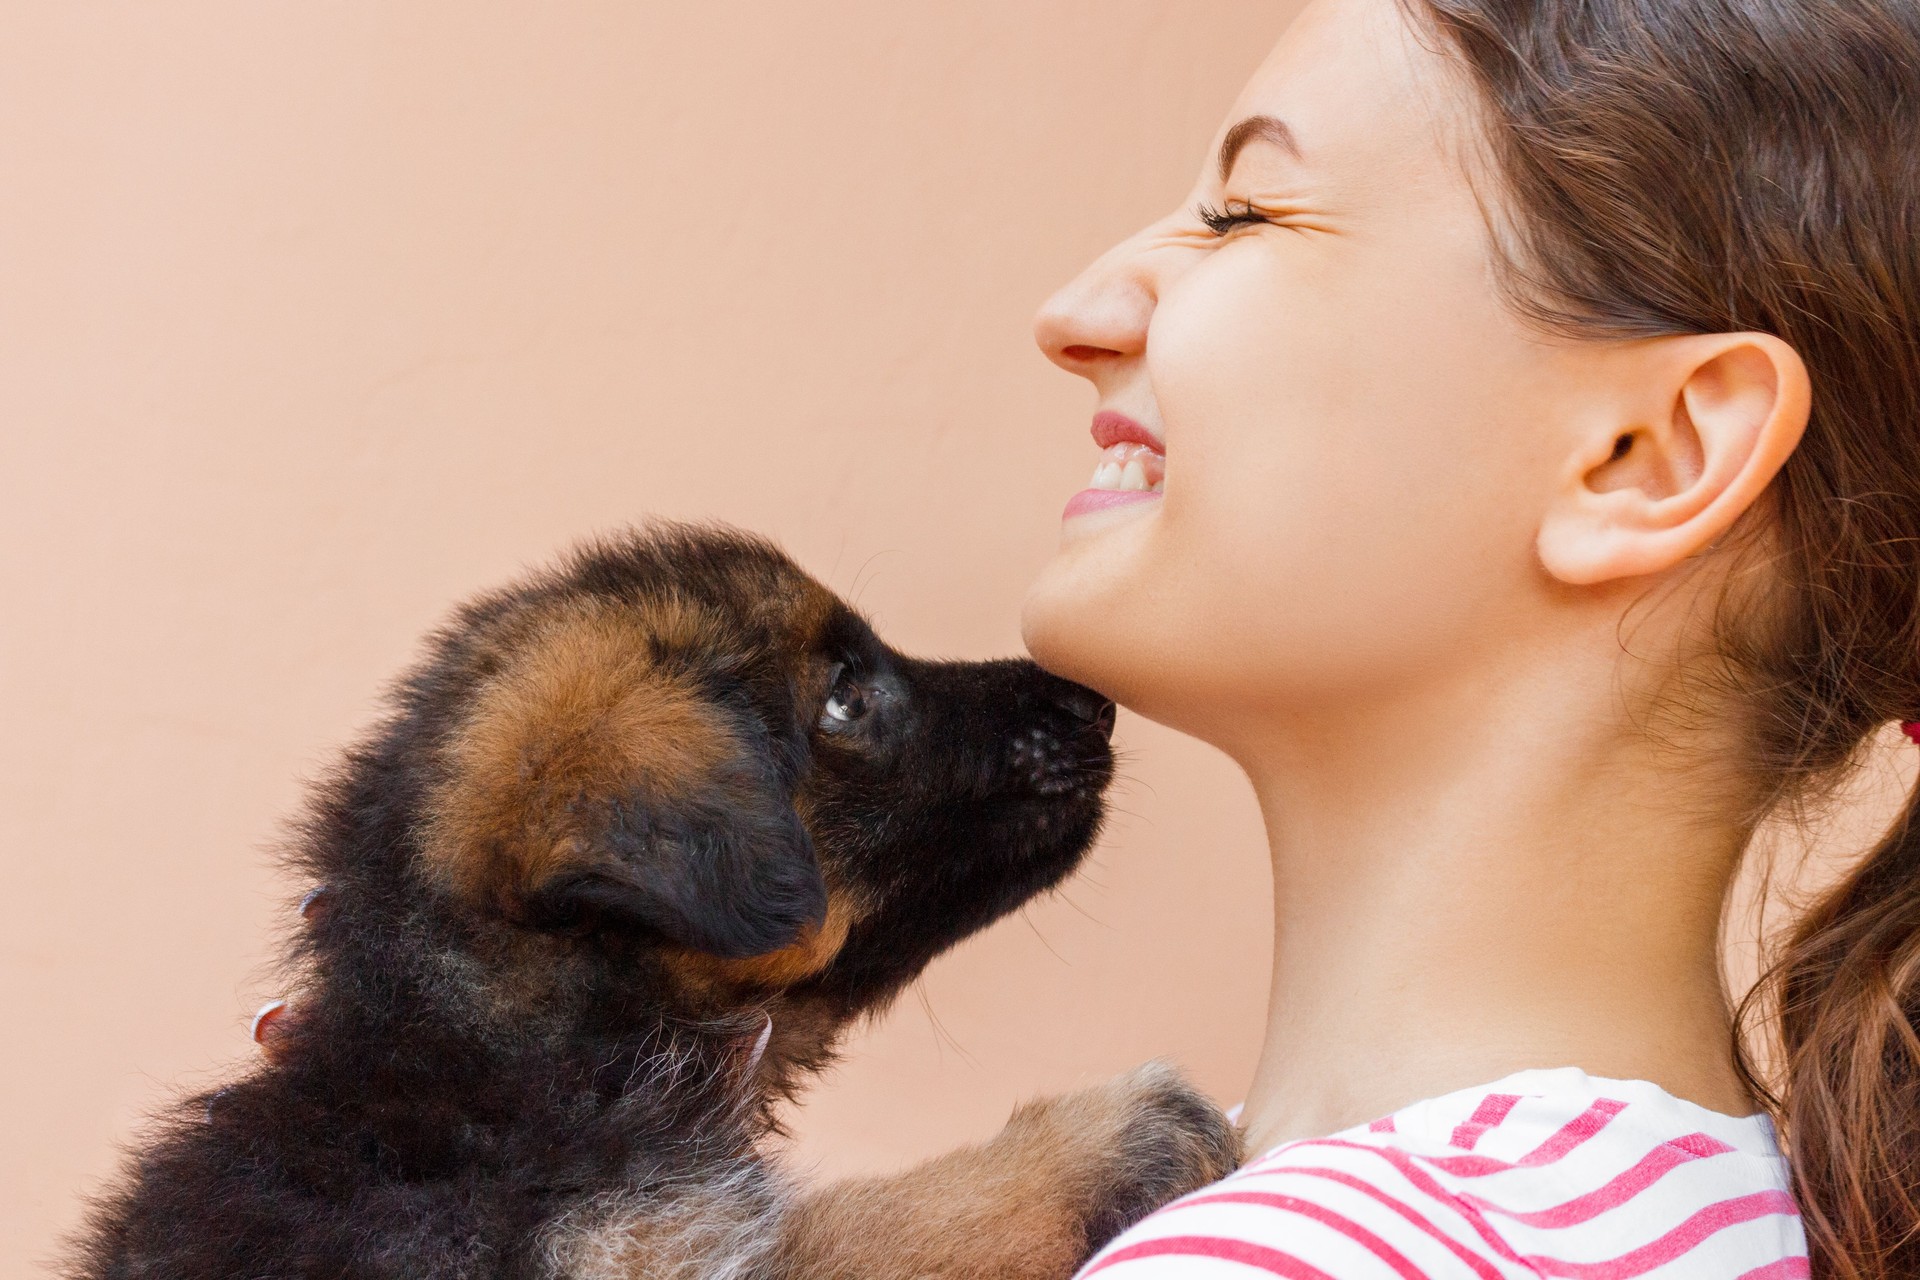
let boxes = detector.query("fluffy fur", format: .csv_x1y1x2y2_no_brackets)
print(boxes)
69,525,1237,1280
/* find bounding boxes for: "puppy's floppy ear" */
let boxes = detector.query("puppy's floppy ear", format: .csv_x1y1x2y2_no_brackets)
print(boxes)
522,753,828,958
418,600,827,958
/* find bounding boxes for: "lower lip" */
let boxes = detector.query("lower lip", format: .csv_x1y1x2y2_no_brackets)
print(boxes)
1062,489,1162,521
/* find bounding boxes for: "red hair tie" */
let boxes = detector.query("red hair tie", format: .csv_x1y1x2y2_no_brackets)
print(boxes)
1902,721,1920,745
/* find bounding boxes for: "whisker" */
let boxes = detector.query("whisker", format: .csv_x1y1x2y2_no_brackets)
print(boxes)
914,981,980,1069
1051,887,1113,929
1022,905,1072,965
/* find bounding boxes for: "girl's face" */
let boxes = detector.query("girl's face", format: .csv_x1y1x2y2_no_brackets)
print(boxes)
1023,0,1591,750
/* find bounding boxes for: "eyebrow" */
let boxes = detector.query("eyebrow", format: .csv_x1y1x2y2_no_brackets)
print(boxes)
1217,115,1304,179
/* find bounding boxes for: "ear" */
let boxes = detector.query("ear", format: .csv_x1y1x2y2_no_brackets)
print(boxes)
1536,332,1810,585
418,601,828,958
521,757,830,958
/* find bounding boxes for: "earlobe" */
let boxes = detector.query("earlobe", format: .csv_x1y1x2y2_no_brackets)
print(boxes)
1537,332,1810,586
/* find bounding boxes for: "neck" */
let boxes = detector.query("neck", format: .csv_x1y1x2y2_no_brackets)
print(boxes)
1228,654,1756,1158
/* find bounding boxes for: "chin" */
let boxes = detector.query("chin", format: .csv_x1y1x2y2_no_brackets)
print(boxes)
1021,533,1174,724
1020,574,1101,692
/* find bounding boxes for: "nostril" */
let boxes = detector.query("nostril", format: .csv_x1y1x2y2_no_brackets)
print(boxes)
1047,682,1117,742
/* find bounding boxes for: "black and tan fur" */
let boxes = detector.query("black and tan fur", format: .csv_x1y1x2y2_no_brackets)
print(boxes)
70,525,1237,1280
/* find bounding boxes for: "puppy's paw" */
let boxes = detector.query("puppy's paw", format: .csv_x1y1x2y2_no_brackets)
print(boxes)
995,1061,1239,1264
1078,1062,1241,1252
780,1063,1236,1280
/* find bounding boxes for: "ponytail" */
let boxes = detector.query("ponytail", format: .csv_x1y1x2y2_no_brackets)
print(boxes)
1762,775,1920,1278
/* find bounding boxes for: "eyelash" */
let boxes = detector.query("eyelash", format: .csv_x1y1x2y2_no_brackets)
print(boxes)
1195,199,1272,236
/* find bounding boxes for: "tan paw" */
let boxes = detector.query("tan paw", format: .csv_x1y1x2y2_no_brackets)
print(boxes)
1077,1061,1241,1251
998,1060,1241,1264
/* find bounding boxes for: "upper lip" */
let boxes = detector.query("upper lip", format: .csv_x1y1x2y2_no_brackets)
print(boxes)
1091,410,1164,453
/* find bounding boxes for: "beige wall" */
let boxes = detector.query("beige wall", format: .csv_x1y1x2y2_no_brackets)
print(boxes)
8,5,1912,1276
1,4,1300,1272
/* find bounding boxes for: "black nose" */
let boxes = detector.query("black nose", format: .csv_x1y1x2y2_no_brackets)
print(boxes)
1048,682,1117,742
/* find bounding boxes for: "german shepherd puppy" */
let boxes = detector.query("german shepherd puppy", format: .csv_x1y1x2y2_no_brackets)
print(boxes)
70,525,1237,1280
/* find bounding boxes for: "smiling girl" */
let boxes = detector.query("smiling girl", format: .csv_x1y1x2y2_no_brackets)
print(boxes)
1022,0,1920,1276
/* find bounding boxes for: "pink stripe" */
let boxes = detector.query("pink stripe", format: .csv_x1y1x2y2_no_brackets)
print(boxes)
1450,1094,1522,1151
1667,1132,1735,1158
1423,1153,1546,1178
1247,1138,1533,1268
1081,1235,1343,1279
1248,1165,1510,1280
1512,1100,1629,1166
1463,1135,1726,1228
1736,1260,1811,1280
1423,1107,1719,1181
1172,1190,1431,1279
1426,1100,1624,1177
1248,1098,1628,1183
1523,1191,1801,1279
1369,1116,1398,1134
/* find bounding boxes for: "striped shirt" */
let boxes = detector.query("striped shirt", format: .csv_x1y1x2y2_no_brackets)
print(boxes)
1079,1068,1807,1279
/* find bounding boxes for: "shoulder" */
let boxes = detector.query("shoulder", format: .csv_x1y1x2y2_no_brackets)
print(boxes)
1076,1068,1808,1279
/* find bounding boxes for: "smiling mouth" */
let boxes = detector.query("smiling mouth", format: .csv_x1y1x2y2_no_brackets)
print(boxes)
1085,442,1165,495
1063,412,1167,521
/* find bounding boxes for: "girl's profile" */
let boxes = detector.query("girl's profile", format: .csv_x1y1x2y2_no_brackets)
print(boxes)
1028,0,1917,1276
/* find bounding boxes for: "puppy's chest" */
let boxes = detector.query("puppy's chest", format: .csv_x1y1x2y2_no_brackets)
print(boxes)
536,1158,784,1280
304,1055,722,1188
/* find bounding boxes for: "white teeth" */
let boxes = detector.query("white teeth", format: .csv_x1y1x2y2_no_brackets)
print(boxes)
1087,442,1166,493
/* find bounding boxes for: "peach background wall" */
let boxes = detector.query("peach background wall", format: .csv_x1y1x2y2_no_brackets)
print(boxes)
4,4,1908,1277
1,4,1301,1273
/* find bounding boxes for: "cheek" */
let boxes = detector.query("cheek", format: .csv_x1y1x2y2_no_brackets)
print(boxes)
1025,242,1556,730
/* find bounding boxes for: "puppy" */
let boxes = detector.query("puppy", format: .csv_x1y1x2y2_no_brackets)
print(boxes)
70,525,1237,1280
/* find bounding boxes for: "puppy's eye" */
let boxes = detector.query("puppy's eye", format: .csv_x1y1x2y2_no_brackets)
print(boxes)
822,670,869,726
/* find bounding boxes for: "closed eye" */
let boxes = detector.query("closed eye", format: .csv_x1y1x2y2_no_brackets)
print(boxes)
1195,199,1273,236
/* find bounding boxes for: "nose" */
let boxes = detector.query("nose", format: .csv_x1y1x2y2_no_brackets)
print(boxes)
1032,234,1158,382
1044,679,1118,743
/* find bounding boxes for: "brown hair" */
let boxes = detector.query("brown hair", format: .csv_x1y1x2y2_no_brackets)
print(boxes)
1397,1,1920,1275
